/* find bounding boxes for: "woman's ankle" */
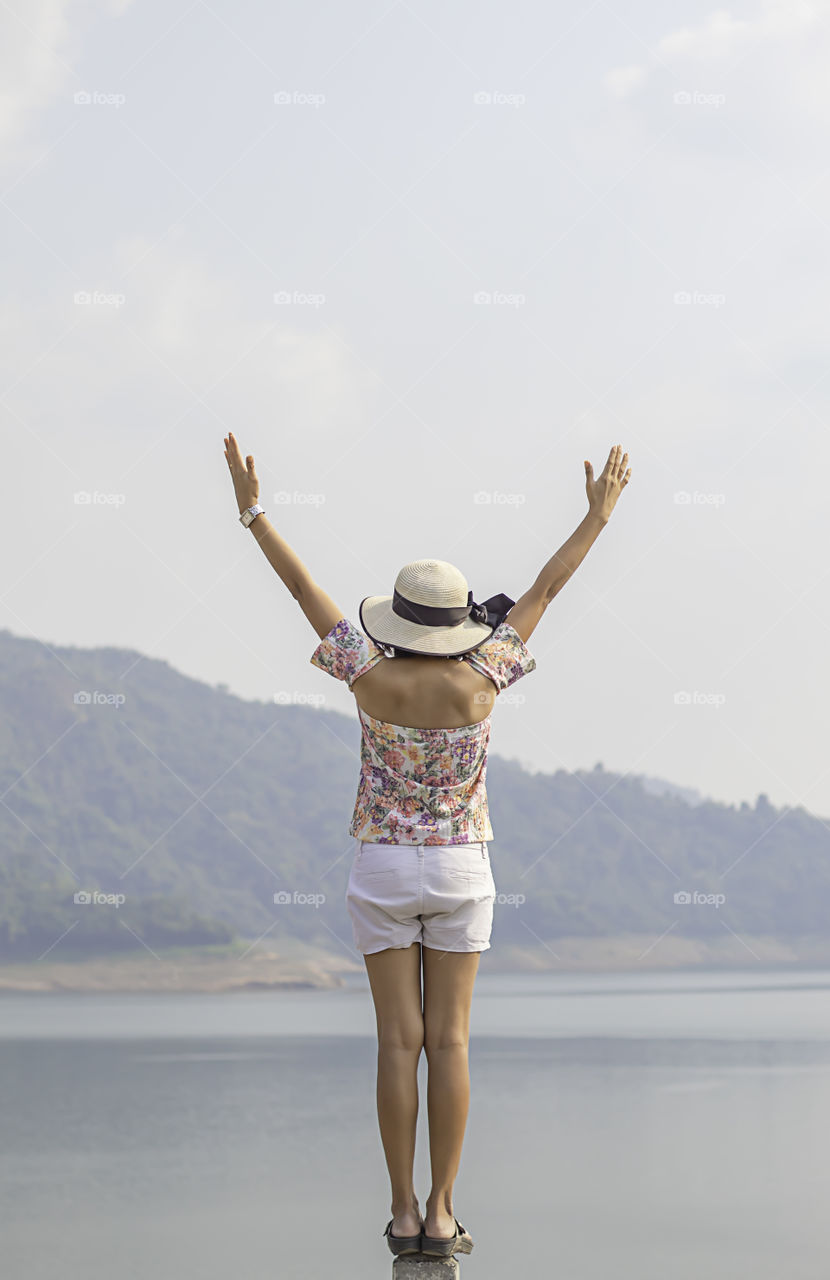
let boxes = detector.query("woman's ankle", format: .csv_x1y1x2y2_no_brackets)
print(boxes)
425,1189,454,1216
391,1195,420,1216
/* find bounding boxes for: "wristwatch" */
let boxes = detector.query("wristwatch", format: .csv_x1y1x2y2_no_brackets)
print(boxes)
239,504,265,527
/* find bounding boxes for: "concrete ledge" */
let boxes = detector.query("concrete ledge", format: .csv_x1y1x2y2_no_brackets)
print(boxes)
393,1256,460,1278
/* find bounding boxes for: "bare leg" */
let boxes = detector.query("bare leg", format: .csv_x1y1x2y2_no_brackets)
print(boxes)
421,946,481,1238
363,942,425,1237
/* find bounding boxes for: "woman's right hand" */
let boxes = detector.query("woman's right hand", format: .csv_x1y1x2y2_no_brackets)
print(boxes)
224,431,260,515
584,444,631,522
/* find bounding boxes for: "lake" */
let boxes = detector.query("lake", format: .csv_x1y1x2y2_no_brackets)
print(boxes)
1,968,829,1280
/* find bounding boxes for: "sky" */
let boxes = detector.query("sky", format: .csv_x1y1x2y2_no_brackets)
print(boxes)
2,0,830,819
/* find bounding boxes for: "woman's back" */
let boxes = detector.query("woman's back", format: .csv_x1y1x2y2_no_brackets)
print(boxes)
309,617,536,844
350,653,497,730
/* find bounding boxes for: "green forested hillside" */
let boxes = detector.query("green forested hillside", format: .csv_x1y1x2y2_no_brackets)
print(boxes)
1,627,827,961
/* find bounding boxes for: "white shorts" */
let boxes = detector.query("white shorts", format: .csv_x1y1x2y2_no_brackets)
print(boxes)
345,838,497,956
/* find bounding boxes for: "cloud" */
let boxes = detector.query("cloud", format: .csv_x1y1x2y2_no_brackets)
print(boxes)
604,64,648,100
0,228,382,457
657,9,751,60
0,0,135,170
605,0,830,95
0,0,73,160
658,1,826,58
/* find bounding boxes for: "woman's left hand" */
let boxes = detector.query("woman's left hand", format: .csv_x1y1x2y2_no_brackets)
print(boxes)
224,432,260,514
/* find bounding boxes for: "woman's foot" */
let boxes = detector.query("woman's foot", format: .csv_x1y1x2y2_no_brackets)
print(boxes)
423,1200,456,1240
389,1201,422,1239
421,1219,474,1258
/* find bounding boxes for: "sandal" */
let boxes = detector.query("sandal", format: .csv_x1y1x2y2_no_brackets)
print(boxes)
383,1218,424,1257
421,1217,474,1258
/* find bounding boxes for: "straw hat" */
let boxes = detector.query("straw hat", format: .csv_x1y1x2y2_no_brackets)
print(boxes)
359,559,516,658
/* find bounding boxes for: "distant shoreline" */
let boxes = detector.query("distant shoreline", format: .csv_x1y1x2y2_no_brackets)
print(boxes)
1,934,829,992
0,945,361,994
482,932,830,975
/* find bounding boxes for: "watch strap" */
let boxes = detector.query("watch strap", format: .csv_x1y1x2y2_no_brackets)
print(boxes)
239,504,265,527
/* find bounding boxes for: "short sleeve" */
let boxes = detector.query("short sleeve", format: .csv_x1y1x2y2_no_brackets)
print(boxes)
309,617,385,690
465,621,537,693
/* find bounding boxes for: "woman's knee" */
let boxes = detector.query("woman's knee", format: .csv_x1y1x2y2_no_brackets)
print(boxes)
423,1027,469,1058
378,1015,425,1055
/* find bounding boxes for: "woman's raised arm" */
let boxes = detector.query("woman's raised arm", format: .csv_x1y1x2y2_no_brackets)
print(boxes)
505,444,631,643
223,432,344,638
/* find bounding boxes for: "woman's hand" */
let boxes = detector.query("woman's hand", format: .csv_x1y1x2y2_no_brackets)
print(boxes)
223,432,260,515
584,444,631,522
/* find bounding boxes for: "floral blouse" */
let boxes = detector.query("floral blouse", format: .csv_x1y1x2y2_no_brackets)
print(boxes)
309,618,536,845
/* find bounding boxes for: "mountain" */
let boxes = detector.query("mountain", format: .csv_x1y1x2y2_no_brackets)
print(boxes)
631,771,705,807
1,628,828,963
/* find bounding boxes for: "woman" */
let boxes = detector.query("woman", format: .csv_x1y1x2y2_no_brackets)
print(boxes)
224,433,631,1260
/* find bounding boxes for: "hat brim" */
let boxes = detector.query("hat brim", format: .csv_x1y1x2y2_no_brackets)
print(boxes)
359,595,495,657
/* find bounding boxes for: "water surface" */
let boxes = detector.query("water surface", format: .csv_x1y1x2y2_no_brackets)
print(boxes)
2,968,828,1280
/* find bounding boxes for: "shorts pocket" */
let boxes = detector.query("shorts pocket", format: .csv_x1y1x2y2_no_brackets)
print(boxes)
444,868,496,900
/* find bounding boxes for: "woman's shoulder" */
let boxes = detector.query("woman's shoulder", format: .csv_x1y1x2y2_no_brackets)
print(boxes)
309,617,385,689
463,621,537,692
